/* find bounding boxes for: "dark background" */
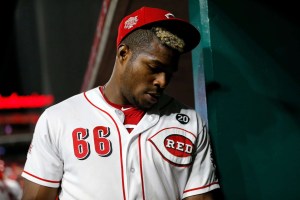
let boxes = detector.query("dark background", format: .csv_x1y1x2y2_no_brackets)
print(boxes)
1,1,299,199
1,0,102,163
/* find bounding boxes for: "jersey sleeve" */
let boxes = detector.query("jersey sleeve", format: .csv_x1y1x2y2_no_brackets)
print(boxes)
182,114,220,198
22,110,63,188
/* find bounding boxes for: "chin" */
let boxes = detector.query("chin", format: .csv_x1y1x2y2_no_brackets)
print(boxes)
136,104,150,111
134,101,152,110
142,102,158,110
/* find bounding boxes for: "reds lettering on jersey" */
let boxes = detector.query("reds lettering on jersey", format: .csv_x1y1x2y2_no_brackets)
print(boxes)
22,87,219,200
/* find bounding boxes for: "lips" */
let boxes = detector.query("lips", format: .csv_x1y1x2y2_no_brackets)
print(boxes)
146,92,161,104
149,93,160,98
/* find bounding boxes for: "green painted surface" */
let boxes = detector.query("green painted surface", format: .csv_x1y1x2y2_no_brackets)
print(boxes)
189,0,300,199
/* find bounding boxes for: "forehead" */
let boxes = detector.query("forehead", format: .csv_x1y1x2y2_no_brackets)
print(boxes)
137,38,180,65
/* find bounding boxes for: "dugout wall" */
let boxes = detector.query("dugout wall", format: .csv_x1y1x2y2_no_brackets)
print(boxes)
189,0,300,199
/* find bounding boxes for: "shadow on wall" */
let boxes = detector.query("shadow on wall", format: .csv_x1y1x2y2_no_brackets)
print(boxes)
205,0,300,199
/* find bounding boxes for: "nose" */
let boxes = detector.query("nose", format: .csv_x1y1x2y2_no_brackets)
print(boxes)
153,72,171,89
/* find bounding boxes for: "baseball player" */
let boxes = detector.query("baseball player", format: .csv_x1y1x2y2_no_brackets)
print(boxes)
21,6,220,200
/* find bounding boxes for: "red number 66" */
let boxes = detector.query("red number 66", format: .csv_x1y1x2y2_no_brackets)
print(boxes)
72,126,112,160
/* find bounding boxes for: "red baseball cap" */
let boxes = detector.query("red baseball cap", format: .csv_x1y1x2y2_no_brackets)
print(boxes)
117,6,201,53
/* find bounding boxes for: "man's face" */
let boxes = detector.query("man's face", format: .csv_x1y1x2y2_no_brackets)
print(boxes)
120,38,179,110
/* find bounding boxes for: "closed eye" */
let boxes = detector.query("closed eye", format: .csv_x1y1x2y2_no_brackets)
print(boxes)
148,65,177,75
148,65,163,73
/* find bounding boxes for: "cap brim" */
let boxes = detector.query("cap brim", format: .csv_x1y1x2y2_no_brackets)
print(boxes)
144,19,201,53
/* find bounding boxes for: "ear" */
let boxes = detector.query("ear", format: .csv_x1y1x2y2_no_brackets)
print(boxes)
117,44,131,63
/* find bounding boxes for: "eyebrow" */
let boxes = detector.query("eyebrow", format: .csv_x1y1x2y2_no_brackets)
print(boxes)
149,59,179,73
150,59,165,66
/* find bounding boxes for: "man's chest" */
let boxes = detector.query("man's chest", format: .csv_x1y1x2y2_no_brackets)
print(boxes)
58,111,197,170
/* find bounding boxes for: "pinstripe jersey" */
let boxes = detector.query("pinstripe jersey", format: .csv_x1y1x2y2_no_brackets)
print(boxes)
22,87,219,200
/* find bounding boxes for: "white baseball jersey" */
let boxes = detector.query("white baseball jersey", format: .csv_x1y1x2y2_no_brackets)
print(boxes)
22,87,219,200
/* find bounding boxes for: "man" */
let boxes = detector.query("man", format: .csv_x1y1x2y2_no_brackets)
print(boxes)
1,160,22,200
21,6,220,200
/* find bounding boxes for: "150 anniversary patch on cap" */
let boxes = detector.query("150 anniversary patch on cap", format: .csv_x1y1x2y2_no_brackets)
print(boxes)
117,6,201,53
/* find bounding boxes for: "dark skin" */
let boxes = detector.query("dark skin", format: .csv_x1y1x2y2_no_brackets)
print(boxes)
21,37,216,200
21,179,58,200
104,37,178,110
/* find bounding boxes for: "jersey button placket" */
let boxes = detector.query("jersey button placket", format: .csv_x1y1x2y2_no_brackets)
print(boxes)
126,137,143,200
115,109,125,123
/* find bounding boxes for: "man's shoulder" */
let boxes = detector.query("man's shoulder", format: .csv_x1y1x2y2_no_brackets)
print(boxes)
157,94,195,113
151,94,199,125
153,94,205,129
48,92,84,110
45,87,100,114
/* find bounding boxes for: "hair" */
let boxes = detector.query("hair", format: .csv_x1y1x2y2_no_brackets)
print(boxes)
121,26,185,60
151,27,185,52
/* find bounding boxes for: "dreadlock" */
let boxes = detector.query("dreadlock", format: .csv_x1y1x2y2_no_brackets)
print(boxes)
121,26,185,60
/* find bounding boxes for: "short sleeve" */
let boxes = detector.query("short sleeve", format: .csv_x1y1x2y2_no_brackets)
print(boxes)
182,115,220,198
22,110,63,188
